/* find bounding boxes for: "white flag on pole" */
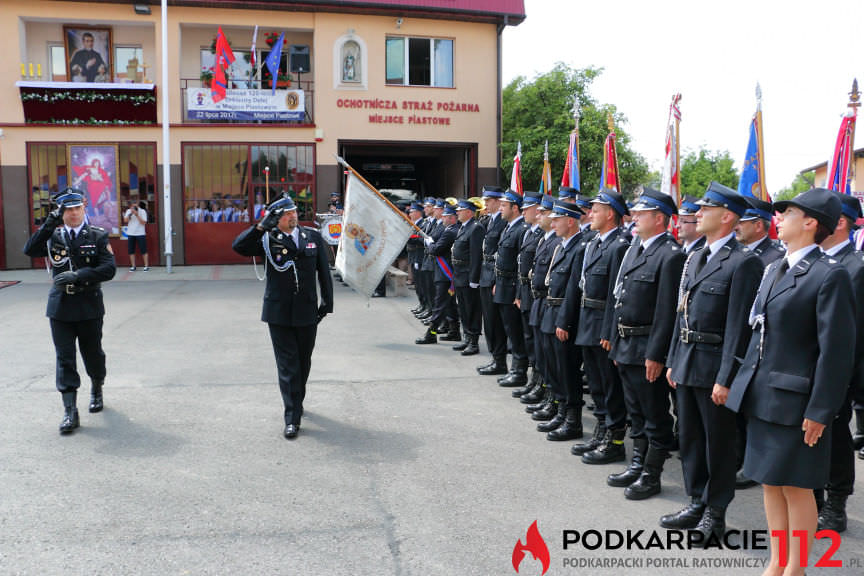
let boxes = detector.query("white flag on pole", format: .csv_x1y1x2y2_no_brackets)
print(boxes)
335,170,416,298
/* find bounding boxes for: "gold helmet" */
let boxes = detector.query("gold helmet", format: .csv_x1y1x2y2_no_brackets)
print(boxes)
445,196,458,206
468,196,486,211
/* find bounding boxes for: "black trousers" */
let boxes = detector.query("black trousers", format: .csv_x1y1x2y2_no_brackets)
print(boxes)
268,323,318,426
519,298,535,367
533,324,548,380
554,334,583,410
498,302,527,365
421,268,435,309
408,251,424,305
826,397,855,496
455,286,482,336
583,345,627,430
618,363,675,451
541,331,563,401
50,317,106,393
429,281,456,329
480,286,506,359
677,384,736,509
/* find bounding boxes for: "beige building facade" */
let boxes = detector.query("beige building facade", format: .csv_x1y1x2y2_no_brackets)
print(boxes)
0,0,524,268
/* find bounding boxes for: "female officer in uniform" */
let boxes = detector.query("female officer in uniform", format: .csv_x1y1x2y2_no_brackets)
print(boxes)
726,188,855,575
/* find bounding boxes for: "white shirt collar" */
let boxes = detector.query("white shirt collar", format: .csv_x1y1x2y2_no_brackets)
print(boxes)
706,232,735,261
544,230,555,240
786,244,818,269
683,237,704,253
641,231,667,250
597,227,616,243
65,223,85,237
824,239,850,257
506,215,524,229
746,236,769,252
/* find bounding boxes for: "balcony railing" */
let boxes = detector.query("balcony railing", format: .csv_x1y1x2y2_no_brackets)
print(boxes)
180,78,314,125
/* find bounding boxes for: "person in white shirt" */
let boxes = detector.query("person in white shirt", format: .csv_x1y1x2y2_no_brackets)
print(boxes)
123,201,149,271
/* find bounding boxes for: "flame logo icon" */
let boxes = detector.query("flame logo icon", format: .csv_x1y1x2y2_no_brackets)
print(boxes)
512,520,550,575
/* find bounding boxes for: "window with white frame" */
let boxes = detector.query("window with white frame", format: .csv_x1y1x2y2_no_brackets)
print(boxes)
385,37,453,88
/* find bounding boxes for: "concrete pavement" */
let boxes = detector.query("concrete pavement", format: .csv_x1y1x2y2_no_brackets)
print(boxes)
0,265,862,575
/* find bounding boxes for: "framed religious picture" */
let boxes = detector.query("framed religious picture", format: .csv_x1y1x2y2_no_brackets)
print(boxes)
64,25,112,83
67,144,120,234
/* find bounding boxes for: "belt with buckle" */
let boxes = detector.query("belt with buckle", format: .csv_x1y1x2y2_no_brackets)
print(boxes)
546,297,564,307
531,288,547,299
617,324,652,338
483,255,495,262
495,267,516,279
64,284,98,295
581,296,607,310
452,258,468,266
519,276,531,286
679,328,722,344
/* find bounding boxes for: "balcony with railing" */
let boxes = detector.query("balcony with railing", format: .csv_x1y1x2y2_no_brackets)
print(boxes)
179,77,314,126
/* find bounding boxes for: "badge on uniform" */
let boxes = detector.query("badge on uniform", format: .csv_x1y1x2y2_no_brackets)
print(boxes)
307,242,316,249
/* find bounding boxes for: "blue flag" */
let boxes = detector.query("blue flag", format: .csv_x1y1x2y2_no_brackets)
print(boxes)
738,118,761,198
264,32,284,95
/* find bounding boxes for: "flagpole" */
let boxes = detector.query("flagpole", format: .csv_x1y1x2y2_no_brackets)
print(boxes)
755,84,768,201
573,98,581,192
334,155,426,234
673,95,681,206
848,79,860,193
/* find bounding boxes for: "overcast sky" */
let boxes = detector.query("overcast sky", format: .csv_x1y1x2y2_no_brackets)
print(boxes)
502,0,863,192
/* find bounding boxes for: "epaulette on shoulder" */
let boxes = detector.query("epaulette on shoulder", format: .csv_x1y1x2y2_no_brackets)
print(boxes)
301,225,318,233
618,237,628,244
89,225,106,233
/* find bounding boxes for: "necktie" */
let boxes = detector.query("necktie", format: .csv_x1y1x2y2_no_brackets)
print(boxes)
767,258,789,296
694,249,709,274
287,234,297,252
68,229,76,242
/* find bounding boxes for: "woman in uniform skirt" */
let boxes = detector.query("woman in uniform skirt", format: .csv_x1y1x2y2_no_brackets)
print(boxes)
725,188,855,576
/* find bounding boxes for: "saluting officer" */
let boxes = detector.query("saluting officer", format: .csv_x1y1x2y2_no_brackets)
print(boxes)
661,182,763,543
451,199,485,356
24,189,116,434
736,196,785,265
814,192,864,532
534,201,587,436
416,203,460,344
406,202,428,316
477,186,509,376
606,188,684,500
522,195,561,412
512,193,544,398
416,198,440,323
232,194,334,440
494,190,530,386
571,190,630,452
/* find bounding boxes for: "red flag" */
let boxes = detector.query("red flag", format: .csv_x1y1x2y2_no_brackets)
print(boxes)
215,27,235,69
510,142,523,195
211,63,227,103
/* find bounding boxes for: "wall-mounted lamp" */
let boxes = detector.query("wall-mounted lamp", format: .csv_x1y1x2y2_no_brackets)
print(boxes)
134,4,151,15
395,18,403,29
314,128,324,142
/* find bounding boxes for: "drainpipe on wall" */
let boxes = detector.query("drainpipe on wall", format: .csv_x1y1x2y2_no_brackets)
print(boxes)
496,16,507,187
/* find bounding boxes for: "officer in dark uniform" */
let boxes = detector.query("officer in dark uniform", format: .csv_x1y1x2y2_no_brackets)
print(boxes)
573,193,598,242
232,194,334,439
416,198,440,322
416,203,460,344
534,201,587,436
512,193,544,397
678,195,706,254
661,182,763,542
477,186,509,375
494,190,530,386
815,192,864,532
732,194,785,489
736,196,785,265
24,189,116,434
570,189,630,451
406,202,428,315
606,188,684,500
451,199,485,355
522,195,561,411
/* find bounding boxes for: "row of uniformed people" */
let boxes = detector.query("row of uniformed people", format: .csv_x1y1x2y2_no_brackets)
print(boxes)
407,181,863,554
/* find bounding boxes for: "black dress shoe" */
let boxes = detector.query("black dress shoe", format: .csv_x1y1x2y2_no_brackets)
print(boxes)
498,372,527,387
735,469,758,489
477,362,508,376
659,498,706,529
546,421,582,441
284,424,299,439
59,408,80,434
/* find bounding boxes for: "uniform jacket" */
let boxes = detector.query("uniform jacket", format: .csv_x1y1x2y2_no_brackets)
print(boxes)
747,235,785,266
726,248,855,427
428,223,459,283
479,213,507,288
493,216,529,304
667,237,763,388
517,226,544,311
232,226,334,327
682,235,706,255
829,243,864,404
539,232,586,334
529,233,560,327
24,222,116,321
609,233,685,366
421,220,444,272
451,218,484,288
573,228,630,346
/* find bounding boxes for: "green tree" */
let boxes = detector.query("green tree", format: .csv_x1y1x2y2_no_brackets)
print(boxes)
678,148,739,198
772,171,814,202
501,63,649,197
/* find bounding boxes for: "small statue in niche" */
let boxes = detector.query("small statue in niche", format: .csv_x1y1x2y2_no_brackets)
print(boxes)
341,41,360,82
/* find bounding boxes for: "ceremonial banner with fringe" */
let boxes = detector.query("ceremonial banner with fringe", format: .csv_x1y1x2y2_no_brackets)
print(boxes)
335,159,418,298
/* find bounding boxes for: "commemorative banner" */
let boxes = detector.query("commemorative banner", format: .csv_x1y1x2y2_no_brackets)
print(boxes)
186,88,305,121
318,214,343,246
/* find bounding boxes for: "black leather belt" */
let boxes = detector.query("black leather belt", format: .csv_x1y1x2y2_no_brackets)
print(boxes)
519,276,531,286
63,284,99,295
495,268,516,279
679,328,722,344
581,296,607,310
531,288,547,299
483,255,495,262
546,297,564,307
452,258,468,266
618,324,652,337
